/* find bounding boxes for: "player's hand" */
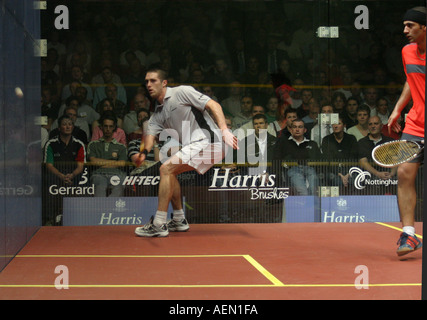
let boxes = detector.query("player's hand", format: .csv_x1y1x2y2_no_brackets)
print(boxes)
387,110,401,135
133,153,146,167
222,129,239,150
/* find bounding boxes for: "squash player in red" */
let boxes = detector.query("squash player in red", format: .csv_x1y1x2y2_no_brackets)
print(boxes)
388,7,426,256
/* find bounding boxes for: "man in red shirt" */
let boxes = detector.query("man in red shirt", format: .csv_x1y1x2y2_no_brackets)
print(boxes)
388,6,426,256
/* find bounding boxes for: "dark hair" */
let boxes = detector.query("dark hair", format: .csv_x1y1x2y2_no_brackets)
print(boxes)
99,110,118,129
284,108,297,117
291,118,305,127
252,113,267,123
347,96,360,105
146,67,168,81
65,95,80,107
356,104,371,116
96,98,114,113
57,115,74,127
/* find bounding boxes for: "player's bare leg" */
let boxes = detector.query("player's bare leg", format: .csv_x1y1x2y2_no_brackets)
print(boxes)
157,156,192,231
157,156,192,212
396,161,422,255
135,156,192,237
397,162,419,227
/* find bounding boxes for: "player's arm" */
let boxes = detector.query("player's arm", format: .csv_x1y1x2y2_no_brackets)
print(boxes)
132,134,156,167
205,99,239,149
388,81,411,134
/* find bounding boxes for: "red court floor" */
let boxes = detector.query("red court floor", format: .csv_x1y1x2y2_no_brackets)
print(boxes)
0,222,422,300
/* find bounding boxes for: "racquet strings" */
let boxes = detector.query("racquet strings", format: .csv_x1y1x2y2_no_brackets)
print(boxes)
374,141,419,166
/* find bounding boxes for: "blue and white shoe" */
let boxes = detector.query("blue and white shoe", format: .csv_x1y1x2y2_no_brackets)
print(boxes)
166,214,190,232
135,216,169,237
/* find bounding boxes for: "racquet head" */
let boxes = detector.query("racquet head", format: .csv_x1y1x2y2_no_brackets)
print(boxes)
372,140,423,168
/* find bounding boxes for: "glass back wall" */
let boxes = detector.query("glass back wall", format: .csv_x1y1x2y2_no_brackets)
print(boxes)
39,0,424,226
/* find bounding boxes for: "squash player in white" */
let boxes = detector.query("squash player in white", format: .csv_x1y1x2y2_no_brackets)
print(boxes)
132,68,239,237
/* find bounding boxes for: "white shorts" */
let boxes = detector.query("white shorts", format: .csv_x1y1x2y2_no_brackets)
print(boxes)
175,140,226,174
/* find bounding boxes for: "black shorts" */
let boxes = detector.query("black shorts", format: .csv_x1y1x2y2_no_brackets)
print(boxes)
401,133,424,164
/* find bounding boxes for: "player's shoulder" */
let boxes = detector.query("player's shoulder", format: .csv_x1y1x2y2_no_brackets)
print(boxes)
402,43,417,54
171,85,197,96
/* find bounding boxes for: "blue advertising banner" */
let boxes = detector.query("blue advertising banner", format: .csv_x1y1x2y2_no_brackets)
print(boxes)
320,195,400,223
285,195,400,223
63,197,174,226
284,196,320,223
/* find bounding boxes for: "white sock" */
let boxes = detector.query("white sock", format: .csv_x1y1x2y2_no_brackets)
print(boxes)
173,209,185,221
402,226,415,236
153,211,167,227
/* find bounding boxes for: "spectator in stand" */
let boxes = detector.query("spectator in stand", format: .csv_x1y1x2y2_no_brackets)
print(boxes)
201,85,219,102
122,57,146,101
239,55,264,97
91,65,122,90
127,108,151,143
265,96,278,124
229,38,249,77
65,40,92,77
331,91,347,114
94,83,128,120
302,97,320,128
43,114,86,225
295,89,313,118
349,81,364,103
41,57,62,103
233,95,254,129
358,115,396,180
41,86,61,131
235,105,277,139
123,93,151,135
57,89,99,130
272,108,298,140
61,65,93,103
375,97,391,125
341,96,359,129
361,87,379,116
92,106,127,146
311,104,334,147
92,66,128,107
220,81,243,117
274,118,321,195
119,35,147,73
237,114,277,177
88,111,128,197
302,97,320,136
44,115,86,183
346,105,370,141
49,98,89,145
321,116,358,187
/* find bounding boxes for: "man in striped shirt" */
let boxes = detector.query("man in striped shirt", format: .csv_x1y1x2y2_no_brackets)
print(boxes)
133,68,238,237
387,6,426,256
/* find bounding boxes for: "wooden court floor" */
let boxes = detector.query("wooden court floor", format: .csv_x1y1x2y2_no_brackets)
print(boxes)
0,222,422,300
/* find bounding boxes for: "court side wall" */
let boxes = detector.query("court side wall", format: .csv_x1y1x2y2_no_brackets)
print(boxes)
0,1,42,272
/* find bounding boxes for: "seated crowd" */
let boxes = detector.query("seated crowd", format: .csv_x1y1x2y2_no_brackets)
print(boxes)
41,2,409,204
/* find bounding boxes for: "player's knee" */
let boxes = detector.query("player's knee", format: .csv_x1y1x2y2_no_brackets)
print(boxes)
159,163,171,176
397,163,417,181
